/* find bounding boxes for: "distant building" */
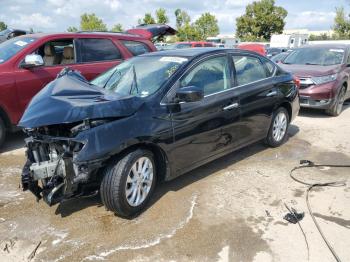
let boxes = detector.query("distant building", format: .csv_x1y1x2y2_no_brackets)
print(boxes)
283,29,334,37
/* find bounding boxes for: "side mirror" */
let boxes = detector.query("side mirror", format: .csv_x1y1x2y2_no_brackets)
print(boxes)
175,86,204,103
21,54,44,69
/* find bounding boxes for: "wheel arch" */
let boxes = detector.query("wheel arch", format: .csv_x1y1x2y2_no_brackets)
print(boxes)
105,142,170,183
0,105,12,130
276,101,292,123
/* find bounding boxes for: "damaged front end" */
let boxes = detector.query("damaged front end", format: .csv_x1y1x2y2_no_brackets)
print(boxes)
21,121,107,205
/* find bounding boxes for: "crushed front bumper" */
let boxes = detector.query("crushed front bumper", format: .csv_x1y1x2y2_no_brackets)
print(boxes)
21,136,105,206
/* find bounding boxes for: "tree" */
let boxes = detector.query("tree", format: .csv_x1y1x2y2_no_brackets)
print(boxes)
174,9,199,41
138,13,156,25
67,26,78,32
155,8,169,24
333,7,350,39
175,9,191,28
0,21,7,31
80,13,107,31
111,23,124,32
236,0,287,41
194,13,219,40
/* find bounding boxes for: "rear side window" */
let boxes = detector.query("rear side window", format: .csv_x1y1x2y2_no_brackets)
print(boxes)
121,40,150,56
75,38,121,63
232,55,268,86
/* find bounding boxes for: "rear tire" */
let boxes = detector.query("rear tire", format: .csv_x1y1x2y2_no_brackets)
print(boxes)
100,149,156,218
0,117,6,149
325,86,346,117
265,107,289,148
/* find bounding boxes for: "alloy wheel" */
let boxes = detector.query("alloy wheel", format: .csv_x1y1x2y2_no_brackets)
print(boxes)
125,156,154,207
272,111,287,142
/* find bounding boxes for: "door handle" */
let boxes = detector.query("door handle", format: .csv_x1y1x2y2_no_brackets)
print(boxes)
223,102,239,111
266,90,277,97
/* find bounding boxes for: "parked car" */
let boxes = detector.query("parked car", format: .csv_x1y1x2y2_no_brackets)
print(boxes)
0,28,29,43
280,44,350,116
20,48,300,218
0,24,176,147
237,43,267,56
271,50,293,64
266,47,287,59
173,41,215,48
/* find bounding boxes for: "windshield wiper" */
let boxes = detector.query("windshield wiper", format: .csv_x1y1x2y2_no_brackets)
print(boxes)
129,65,139,95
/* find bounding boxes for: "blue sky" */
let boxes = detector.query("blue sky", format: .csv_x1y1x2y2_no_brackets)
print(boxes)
0,0,348,33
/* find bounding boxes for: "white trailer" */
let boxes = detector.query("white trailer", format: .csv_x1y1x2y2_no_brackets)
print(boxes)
270,34,308,48
207,35,240,48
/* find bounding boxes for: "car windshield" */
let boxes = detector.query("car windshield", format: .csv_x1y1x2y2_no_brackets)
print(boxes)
0,37,37,64
91,56,188,97
271,52,289,63
284,47,345,66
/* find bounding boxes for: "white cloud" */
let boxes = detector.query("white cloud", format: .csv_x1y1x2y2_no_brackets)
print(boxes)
286,11,336,30
104,0,120,10
10,13,56,29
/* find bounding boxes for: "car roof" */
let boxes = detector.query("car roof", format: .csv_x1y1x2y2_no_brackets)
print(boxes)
141,47,262,58
18,31,147,40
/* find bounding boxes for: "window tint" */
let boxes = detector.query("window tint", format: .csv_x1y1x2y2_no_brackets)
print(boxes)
121,40,150,56
204,44,213,47
181,56,231,96
232,55,268,86
261,58,276,76
194,44,202,47
75,38,121,63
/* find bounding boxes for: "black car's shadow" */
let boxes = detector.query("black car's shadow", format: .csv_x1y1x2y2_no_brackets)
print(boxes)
55,124,300,218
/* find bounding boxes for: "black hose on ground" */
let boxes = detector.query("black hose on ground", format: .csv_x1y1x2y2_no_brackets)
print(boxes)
290,160,349,262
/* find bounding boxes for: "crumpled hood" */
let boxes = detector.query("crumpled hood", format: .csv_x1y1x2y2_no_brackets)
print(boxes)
19,71,144,128
280,64,341,78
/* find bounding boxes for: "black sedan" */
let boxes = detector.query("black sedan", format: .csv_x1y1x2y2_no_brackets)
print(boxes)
20,48,300,218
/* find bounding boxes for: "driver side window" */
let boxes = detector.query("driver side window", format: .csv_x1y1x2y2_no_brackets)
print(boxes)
180,56,231,96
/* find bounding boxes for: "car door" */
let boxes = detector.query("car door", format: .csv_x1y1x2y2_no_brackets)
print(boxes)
231,54,279,146
168,54,241,175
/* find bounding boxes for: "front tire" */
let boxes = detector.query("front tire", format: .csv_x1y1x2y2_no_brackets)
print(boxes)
265,107,289,148
0,117,6,149
325,86,346,116
100,149,156,218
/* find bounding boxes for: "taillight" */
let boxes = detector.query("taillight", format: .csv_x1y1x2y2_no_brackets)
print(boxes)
293,76,300,89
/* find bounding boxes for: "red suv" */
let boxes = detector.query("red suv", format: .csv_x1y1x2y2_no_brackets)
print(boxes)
0,25,175,147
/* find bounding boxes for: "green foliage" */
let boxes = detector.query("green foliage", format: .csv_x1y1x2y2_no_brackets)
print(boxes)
138,13,156,25
80,13,107,31
0,21,7,31
175,9,191,28
67,26,78,32
236,0,287,41
194,13,219,40
155,8,169,24
309,33,332,41
111,23,124,32
333,7,350,39
174,9,199,41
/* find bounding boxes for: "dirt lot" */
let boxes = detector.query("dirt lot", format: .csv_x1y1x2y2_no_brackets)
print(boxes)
1,105,349,262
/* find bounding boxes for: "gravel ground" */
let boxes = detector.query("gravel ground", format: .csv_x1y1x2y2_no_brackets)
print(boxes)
0,104,349,262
